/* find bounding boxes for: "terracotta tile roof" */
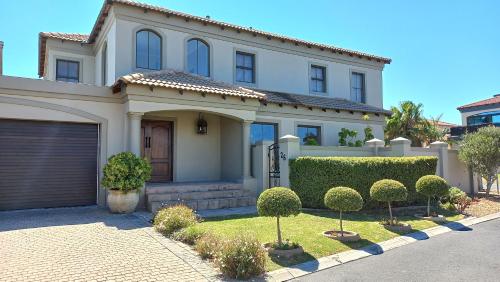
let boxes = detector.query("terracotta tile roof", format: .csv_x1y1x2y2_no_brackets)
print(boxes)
457,95,500,111
260,90,392,116
88,0,391,64
114,70,391,115
40,32,90,42
113,70,267,99
38,32,90,77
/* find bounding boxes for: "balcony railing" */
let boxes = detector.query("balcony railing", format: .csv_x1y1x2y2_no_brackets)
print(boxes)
450,123,498,137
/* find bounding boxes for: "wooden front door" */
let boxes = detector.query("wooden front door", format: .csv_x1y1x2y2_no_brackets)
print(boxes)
141,120,173,182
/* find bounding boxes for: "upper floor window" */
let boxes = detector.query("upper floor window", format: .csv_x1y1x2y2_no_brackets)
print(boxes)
102,43,107,85
56,59,79,83
136,30,161,70
351,72,365,103
297,125,321,145
236,51,255,84
187,38,210,77
310,65,326,93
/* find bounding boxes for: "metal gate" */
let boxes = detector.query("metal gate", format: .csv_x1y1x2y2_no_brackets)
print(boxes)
268,143,280,188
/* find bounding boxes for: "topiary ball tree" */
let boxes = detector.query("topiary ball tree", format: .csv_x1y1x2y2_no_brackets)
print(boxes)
370,179,407,225
324,187,363,236
416,175,450,216
257,187,302,246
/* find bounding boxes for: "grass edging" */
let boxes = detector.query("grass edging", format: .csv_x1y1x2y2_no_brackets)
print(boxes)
266,211,500,281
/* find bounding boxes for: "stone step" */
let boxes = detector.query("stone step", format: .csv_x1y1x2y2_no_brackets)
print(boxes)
147,189,245,202
150,196,257,214
146,182,242,194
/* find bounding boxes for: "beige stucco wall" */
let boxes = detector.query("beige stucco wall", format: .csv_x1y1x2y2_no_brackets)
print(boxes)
220,117,243,180
111,9,385,108
144,111,223,182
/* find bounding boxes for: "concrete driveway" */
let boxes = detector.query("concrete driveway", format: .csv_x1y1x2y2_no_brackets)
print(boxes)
0,206,217,282
293,218,500,282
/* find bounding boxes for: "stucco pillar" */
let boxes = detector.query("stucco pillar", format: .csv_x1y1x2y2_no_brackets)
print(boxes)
128,112,143,156
279,135,300,188
430,141,449,179
242,120,252,179
390,137,412,156
252,140,273,195
365,138,385,156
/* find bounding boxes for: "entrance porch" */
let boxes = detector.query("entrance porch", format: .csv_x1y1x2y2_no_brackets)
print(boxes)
127,109,257,211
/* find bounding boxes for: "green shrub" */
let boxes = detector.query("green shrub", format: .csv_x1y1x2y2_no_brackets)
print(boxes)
416,175,449,216
370,179,407,225
257,187,301,246
324,187,363,235
213,235,266,280
290,156,438,208
102,152,152,192
153,205,198,236
171,226,206,245
195,232,221,259
446,187,472,213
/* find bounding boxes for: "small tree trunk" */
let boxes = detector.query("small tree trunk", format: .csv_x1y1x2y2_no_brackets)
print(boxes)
276,216,282,246
427,197,431,217
388,201,393,225
485,177,493,196
339,210,344,237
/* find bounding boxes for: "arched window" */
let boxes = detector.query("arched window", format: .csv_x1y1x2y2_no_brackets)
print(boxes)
136,30,161,70
187,38,210,77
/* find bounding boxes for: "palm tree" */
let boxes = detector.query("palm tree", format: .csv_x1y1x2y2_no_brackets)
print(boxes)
385,101,435,147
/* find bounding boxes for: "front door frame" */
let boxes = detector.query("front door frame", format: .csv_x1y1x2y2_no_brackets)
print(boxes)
141,119,174,182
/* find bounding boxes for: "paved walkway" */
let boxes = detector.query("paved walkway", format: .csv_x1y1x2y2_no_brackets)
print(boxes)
0,206,218,282
293,218,500,282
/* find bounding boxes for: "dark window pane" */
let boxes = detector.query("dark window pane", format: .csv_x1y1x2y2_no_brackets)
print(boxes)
149,32,161,70
136,31,149,69
187,39,197,74
236,53,245,66
311,65,325,93
56,60,79,83
197,41,209,76
298,125,321,145
187,39,210,77
136,30,161,70
236,68,244,82
250,123,277,145
235,52,255,83
351,72,365,103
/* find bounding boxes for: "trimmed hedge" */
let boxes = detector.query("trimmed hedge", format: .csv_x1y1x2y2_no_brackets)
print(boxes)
289,156,438,208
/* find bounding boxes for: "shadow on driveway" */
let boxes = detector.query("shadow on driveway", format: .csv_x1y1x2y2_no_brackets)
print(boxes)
0,206,145,232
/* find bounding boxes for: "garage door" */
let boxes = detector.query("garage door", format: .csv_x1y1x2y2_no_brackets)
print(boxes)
0,119,98,210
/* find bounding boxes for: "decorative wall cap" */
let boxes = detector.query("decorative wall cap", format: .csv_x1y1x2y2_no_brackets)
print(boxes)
279,135,300,143
390,137,411,145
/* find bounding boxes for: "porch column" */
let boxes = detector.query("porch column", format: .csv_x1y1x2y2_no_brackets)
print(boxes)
242,120,252,179
128,112,143,156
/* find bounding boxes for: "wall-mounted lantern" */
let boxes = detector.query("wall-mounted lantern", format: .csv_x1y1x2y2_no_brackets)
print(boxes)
196,113,208,135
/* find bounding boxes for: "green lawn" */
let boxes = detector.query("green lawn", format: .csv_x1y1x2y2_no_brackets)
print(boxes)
196,210,462,271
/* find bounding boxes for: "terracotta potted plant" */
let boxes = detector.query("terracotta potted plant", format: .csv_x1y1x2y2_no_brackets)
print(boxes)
102,152,152,213
415,175,450,222
257,187,304,258
323,187,363,242
370,179,412,232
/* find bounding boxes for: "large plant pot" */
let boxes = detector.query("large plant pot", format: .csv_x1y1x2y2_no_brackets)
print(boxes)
107,190,139,214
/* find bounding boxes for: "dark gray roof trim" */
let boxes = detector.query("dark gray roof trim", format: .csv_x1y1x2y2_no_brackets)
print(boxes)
260,90,392,116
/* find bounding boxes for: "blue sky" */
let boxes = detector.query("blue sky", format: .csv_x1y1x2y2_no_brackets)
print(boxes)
1,0,498,124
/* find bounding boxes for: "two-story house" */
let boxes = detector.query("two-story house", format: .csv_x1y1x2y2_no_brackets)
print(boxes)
0,0,391,211
450,94,500,138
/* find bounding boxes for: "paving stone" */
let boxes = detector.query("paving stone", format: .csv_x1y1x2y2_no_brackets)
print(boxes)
0,207,219,282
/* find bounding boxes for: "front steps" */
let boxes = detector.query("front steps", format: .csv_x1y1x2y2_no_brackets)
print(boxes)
146,181,257,213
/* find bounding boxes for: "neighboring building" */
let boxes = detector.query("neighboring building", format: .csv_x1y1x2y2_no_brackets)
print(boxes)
451,94,500,137
0,0,391,211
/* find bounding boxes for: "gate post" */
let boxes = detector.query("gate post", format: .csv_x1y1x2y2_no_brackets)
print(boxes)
252,140,273,195
279,135,300,188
